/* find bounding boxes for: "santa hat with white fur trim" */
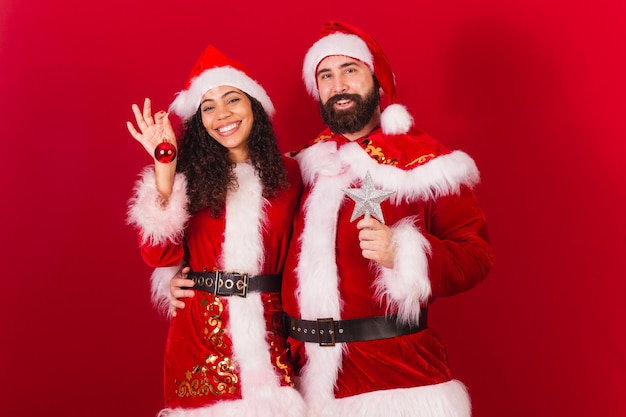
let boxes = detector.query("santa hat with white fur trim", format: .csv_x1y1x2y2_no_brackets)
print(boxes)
303,21,413,135
169,45,275,120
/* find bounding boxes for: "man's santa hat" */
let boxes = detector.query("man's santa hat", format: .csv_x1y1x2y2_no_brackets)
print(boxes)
303,21,414,135
169,45,275,120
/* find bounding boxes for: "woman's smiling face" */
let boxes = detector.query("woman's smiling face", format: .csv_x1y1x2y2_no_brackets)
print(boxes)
200,85,253,162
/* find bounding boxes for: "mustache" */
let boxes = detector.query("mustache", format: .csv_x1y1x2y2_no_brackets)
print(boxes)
326,93,362,107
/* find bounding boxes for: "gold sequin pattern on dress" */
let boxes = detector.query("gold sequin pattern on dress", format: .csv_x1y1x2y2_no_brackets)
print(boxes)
174,295,239,398
265,293,295,386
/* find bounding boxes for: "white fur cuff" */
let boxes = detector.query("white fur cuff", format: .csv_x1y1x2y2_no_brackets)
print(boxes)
150,264,184,316
374,218,432,324
127,166,190,246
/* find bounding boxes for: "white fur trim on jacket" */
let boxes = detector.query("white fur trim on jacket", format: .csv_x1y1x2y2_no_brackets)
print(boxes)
297,142,480,203
292,143,348,406
127,166,190,246
307,380,470,417
221,162,267,274
374,218,432,324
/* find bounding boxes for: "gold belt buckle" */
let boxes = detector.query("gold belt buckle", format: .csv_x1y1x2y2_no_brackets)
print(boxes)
213,271,249,297
235,273,249,298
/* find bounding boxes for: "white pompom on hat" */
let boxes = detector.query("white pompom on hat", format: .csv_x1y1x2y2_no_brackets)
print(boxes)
303,21,413,135
169,45,275,121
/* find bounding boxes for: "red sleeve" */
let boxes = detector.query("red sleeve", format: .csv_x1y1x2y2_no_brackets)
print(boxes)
138,237,185,268
425,186,494,298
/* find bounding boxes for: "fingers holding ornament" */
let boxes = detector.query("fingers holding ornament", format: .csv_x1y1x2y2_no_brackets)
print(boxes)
127,98,178,163
153,111,178,164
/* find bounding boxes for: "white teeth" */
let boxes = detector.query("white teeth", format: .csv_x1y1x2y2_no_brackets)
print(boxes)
217,122,238,134
337,99,350,105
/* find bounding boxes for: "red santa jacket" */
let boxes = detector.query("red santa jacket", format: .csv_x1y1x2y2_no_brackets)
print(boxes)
128,157,306,417
282,127,494,417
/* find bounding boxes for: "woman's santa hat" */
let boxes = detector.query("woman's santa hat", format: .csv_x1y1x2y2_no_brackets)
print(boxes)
303,21,413,135
169,45,275,120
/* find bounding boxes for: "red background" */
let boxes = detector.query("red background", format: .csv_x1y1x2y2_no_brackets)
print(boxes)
1,0,624,416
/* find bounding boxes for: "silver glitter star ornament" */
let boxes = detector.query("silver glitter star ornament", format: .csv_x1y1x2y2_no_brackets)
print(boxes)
343,171,395,224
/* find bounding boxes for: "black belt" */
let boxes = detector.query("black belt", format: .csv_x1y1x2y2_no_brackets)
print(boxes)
187,271,281,297
285,309,427,346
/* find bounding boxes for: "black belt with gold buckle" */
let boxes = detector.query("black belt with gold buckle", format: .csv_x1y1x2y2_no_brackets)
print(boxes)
284,309,427,346
187,271,281,297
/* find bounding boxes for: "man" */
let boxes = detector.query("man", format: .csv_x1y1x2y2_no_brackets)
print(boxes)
279,21,494,417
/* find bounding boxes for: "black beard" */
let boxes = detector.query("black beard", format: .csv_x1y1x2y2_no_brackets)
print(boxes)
320,87,380,135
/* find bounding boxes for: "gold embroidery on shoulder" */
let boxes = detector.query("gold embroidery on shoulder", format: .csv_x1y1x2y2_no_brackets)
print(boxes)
361,139,398,166
406,153,435,167
314,134,332,143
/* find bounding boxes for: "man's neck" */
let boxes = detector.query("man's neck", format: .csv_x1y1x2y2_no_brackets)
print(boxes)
342,112,381,141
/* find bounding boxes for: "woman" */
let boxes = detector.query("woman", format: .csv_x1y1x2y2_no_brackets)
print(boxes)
126,45,305,417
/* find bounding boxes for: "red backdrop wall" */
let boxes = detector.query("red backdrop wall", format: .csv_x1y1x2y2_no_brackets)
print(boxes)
1,1,624,416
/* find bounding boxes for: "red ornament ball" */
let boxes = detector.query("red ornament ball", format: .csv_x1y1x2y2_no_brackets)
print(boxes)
154,141,177,163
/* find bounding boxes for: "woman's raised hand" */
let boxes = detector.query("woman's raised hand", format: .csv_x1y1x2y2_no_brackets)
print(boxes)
127,97,178,200
126,98,177,162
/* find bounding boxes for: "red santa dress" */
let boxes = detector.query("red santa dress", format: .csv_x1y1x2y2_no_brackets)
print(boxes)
128,156,306,417
282,127,494,417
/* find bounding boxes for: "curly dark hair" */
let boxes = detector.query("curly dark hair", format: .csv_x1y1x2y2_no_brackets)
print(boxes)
175,94,289,216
